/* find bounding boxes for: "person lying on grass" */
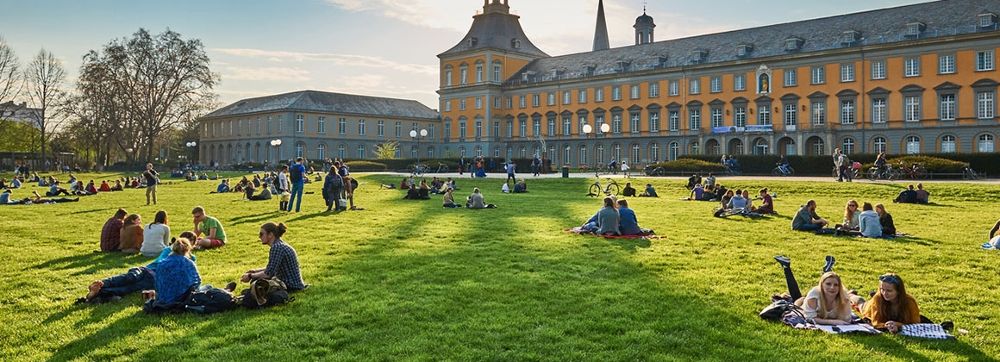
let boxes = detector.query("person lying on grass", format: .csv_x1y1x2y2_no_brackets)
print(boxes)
876,204,897,236
773,255,865,325
80,232,197,304
639,183,658,197
861,273,921,333
792,200,830,232
143,237,201,312
4,190,79,205
248,186,272,201
617,199,652,236
192,206,226,249
237,222,307,292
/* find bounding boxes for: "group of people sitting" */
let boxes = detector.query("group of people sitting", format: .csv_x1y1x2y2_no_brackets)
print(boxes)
792,200,898,238
713,188,776,217
399,177,458,197
501,179,528,194
621,182,658,197
100,206,229,254
577,196,652,236
771,255,942,334
893,183,931,204
0,177,24,189
82,220,306,314
441,187,496,209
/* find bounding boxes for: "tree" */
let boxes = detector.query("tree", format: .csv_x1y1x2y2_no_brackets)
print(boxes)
374,141,399,160
0,36,19,108
79,28,218,163
24,49,67,170
0,119,39,152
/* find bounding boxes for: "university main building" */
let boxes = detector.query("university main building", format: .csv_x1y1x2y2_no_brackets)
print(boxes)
199,0,1000,167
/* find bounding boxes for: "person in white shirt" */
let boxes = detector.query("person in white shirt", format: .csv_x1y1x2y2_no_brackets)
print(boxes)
620,161,630,178
140,210,171,257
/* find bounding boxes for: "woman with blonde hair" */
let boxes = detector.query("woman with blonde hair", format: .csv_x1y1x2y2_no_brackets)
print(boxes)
773,256,863,325
835,200,861,235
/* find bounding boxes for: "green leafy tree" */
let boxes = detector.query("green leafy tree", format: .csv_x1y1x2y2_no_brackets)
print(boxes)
373,141,399,160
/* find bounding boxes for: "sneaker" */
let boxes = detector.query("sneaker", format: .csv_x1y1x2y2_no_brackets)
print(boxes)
774,255,791,268
823,256,836,273
225,282,237,293
940,320,954,332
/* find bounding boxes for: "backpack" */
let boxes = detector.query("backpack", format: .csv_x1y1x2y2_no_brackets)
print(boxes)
240,277,292,309
290,165,304,183
185,287,237,314
328,174,344,189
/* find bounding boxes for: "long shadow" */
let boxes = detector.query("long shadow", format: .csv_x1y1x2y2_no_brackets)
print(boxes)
28,252,137,274
229,211,284,226
67,208,113,215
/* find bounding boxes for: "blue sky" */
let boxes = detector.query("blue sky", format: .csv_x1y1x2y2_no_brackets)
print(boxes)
2,0,926,109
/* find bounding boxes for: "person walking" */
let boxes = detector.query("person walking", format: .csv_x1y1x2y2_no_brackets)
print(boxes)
505,161,516,186
143,163,159,205
277,165,290,211
287,158,306,212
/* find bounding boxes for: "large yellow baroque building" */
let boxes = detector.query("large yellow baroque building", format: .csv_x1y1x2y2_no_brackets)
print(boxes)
438,0,1000,167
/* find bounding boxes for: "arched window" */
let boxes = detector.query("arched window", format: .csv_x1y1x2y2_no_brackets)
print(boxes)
475,146,483,157
519,147,527,159
317,144,326,160
941,135,956,153
873,137,887,154
338,144,346,159
753,138,769,155
842,138,855,155
979,134,995,153
631,144,640,164
579,145,588,165
596,144,605,163
563,145,572,165
357,144,366,159
689,142,700,155
295,143,304,158
906,136,921,154
812,139,825,156
613,144,622,161
669,142,679,161
649,143,660,162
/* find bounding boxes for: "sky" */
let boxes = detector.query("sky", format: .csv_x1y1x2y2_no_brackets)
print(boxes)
1,0,928,110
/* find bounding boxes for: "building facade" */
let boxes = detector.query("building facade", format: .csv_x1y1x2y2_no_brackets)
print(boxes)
198,90,440,165
438,0,1000,167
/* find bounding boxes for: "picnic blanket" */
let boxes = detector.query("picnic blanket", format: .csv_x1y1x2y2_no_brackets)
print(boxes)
900,323,953,339
565,228,660,239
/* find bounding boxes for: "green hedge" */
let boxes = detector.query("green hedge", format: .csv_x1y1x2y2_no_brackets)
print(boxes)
679,153,998,177
861,156,968,174
650,158,726,173
344,161,388,172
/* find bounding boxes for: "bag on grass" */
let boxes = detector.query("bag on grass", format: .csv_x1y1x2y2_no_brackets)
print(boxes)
241,277,292,309
185,287,237,314
759,298,796,321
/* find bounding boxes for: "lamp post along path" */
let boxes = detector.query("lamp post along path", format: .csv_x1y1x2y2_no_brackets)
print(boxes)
410,128,428,168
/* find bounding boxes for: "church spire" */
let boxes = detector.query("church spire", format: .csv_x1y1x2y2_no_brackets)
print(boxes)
593,0,610,51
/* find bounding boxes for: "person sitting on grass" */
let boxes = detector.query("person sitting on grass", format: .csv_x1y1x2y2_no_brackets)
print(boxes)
915,183,930,204
404,182,421,200
513,179,527,193
99,209,128,252
400,177,411,190
686,174,700,190
792,200,830,232
83,180,97,194
622,182,637,197
119,213,144,254
755,188,775,215
47,181,71,197
80,232,198,304
0,189,12,205
141,211,171,257
875,204,897,237
857,203,883,238
430,177,444,193
894,185,918,204
861,273,921,333
110,180,123,191
991,219,1000,240
238,222,307,292
835,200,861,235
595,196,620,236
617,199,651,236
688,184,706,201
705,173,716,189
248,186,272,201
213,179,230,193
10,177,21,189
727,189,748,213
639,184,658,198
143,238,201,313
442,188,461,208
741,190,754,211
466,187,496,209
98,180,111,192
501,182,510,194
773,256,864,325
192,206,226,249
418,180,431,199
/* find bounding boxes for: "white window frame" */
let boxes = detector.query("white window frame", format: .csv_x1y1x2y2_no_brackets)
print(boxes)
904,57,920,77
977,50,995,71
784,68,797,86
711,108,723,127
734,74,746,91
811,66,825,84
649,82,660,97
295,115,304,133
734,106,747,127
979,134,995,152
710,76,722,93
630,85,640,99
872,98,887,123
811,101,826,125
840,63,855,82
938,54,956,74
906,136,921,154
905,96,921,122
689,78,701,94
941,135,957,153
873,137,887,154
871,60,886,79
940,94,956,121
669,81,679,96
978,91,996,119
840,100,855,125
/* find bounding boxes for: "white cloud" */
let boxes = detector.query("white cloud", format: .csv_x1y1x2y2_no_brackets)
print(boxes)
210,48,437,75
324,0,474,33
221,66,311,82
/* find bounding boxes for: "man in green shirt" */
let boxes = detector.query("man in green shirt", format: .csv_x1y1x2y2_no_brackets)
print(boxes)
192,206,226,249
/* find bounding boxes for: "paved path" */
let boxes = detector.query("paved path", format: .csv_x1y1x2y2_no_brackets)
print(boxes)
363,172,1000,184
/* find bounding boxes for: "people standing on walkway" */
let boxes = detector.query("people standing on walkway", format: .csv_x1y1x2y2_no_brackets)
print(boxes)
287,158,306,212
505,161,516,185
143,163,159,205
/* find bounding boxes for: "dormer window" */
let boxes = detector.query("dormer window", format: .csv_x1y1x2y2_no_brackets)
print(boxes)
841,31,860,46
690,50,708,64
736,44,753,58
617,60,632,72
585,65,596,76
468,37,478,47
511,38,521,49
979,12,998,28
784,37,804,52
657,56,669,68
905,22,926,37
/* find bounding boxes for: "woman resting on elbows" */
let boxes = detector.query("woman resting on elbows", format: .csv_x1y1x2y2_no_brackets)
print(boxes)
861,273,921,333
774,256,861,325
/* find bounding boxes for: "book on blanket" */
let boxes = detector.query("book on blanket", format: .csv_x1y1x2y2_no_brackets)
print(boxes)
815,324,881,334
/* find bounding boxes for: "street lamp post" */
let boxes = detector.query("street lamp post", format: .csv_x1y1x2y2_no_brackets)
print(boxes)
409,128,428,166
581,123,610,174
185,141,197,166
270,139,283,167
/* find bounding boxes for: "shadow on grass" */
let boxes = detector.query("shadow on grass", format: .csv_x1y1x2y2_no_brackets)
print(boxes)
28,252,137,275
844,333,997,362
67,208,113,216
229,211,284,226
889,235,941,246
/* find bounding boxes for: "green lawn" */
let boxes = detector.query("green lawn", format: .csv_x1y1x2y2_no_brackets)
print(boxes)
1,173,999,361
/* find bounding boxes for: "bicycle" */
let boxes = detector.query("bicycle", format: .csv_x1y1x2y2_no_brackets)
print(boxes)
644,165,665,176
895,163,927,180
867,165,895,181
409,163,428,177
435,163,450,173
589,178,621,196
772,164,795,177
963,167,979,180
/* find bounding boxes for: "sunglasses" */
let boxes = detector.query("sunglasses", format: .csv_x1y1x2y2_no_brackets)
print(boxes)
879,274,901,285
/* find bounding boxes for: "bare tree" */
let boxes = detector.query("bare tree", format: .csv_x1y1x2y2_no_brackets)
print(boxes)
0,36,22,113
24,49,67,169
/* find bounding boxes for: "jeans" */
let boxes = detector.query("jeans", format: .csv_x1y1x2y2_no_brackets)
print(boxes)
288,182,304,212
101,267,155,297
794,223,823,232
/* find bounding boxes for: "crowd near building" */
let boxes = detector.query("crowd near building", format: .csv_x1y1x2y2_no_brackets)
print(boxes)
200,0,1000,167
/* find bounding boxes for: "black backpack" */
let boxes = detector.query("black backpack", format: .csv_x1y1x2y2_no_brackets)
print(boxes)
240,277,293,309
185,287,237,314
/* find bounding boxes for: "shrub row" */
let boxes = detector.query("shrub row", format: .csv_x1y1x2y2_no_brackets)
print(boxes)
650,159,726,173
680,153,998,177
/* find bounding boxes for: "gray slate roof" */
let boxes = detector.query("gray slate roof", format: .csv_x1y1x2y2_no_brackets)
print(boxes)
509,0,1000,85
440,9,548,58
204,90,440,120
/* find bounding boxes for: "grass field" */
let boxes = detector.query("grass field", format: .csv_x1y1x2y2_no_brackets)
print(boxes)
1,173,999,361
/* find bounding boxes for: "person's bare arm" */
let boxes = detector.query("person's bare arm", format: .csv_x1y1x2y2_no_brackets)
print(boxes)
991,220,1000,239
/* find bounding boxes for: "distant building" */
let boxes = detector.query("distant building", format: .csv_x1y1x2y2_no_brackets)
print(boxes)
197,90,440,165
438,0,1000,166
0,101,41,127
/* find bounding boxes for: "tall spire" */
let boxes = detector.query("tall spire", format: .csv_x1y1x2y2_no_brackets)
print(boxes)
593,0,610,51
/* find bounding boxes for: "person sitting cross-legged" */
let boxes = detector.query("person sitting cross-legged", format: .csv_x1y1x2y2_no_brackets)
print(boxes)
639,184,658,198
754,188,775,215
238,222,307,292
466,187,496,209
595,197,620,236
914,183,930,204
894,185,918,204
876,204,897,237
616,199,651,236
621,182,637,197
192,206,226,249
857,202,883,238
100,209,128,253
792,200,830,232
835,200,861,236
442,188,461,208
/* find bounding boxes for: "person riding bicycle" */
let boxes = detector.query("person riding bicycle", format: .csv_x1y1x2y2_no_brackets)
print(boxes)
874,152,887,174
776,156,792,175
608,159,618,175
